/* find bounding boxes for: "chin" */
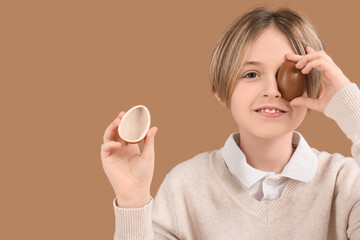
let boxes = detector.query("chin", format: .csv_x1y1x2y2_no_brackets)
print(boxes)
248,125,294,140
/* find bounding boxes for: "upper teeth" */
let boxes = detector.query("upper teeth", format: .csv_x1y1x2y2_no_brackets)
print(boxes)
259,109,281,113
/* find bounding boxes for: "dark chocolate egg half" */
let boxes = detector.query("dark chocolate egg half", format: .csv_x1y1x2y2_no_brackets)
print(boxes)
277,60,306,101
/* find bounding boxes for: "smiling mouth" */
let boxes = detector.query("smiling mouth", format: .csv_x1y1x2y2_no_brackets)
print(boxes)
254,110,286,118
255,109,286,113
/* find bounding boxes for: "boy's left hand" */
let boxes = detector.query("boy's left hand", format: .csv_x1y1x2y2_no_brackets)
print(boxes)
286,46,352,113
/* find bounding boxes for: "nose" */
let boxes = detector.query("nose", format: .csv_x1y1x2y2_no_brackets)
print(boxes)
261,76,281,99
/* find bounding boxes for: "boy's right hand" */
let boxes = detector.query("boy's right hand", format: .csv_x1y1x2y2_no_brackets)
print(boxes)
100,111,158,208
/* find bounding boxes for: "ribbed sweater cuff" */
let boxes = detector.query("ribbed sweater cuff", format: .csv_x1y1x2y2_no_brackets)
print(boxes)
112,197,154,240
324,82,360,140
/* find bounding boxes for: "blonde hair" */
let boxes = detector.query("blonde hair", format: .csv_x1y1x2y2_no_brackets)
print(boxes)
209,6,324,110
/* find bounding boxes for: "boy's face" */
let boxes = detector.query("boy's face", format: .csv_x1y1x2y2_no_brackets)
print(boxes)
226,26,307,139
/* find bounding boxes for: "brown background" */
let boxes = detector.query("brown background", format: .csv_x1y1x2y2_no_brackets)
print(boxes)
1,0,359,239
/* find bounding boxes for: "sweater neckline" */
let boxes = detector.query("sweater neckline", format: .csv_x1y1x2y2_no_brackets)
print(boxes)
210,149,303,223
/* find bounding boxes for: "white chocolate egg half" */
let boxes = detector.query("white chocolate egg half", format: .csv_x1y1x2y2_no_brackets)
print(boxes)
118,105,151,143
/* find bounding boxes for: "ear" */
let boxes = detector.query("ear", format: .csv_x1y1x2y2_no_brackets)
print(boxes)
318,82,326,100
213,90,227,107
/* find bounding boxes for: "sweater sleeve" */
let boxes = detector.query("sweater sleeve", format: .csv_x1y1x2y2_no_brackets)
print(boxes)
347,200,360,239
112,174,180,240
324,82,360,166
323,82,360,239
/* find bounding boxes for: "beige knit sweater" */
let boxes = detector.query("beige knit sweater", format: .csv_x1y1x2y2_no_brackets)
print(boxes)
113,83,360,240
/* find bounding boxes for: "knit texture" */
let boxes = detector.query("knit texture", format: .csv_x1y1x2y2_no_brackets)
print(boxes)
113,83,360,240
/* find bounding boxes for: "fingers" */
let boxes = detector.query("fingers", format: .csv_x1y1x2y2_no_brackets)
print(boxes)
101,141,123,159
286,53,301,62
296,53,332,71
103,111,126,143
300,58,326,74
141,126,158,163
286,46,334,69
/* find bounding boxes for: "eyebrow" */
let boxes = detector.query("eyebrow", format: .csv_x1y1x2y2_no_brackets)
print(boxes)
242,61,264,67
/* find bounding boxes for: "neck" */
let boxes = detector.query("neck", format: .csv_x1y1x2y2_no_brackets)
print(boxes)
238,130,295,174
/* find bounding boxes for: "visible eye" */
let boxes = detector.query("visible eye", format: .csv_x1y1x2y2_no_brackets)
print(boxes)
243,72,260,79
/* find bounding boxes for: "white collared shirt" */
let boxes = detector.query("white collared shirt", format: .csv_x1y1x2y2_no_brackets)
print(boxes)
221,131,318,203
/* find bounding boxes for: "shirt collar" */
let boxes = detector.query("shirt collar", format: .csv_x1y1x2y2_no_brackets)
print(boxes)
221,131,318,188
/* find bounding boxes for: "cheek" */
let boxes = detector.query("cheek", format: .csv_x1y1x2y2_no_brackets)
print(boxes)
291,105,307,125
230,94,252,124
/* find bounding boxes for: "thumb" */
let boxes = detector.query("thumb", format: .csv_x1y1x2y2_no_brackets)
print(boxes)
290,96,321,111
141,126,158,162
